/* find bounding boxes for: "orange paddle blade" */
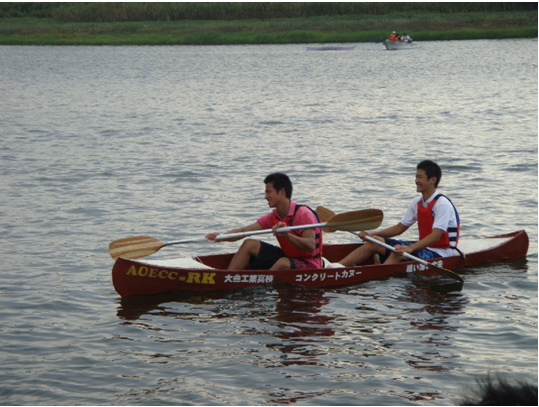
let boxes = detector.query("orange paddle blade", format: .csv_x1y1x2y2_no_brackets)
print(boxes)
109,236,165,260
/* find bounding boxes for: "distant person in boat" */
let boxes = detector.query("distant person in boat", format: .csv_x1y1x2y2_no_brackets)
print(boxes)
339,160,461,266
401,32,412,43
388,31,398,41
205,172,322,271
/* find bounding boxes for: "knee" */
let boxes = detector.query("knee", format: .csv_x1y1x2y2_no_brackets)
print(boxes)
239,239,261,255
365,240,384,254
383,252,402,264
270,257,290,271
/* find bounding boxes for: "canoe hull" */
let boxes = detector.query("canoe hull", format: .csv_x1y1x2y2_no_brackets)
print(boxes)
306,45,356,51
384,40,417,50
111,231,528,297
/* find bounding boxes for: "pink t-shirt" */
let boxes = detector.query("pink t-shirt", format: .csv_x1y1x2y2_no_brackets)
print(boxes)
257,201,322,269
257,201,317,231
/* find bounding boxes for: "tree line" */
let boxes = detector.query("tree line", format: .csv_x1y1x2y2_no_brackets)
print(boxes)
2,2,537,22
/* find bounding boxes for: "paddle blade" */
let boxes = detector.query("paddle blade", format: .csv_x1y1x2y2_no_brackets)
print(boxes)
315,206,337,233
326,209,383,232
109,236,165,260
424,262,464,283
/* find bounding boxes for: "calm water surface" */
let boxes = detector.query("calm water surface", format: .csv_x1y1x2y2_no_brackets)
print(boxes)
0,39,537,405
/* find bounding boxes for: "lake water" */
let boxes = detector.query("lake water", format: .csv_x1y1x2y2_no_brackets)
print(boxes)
0,39,537,405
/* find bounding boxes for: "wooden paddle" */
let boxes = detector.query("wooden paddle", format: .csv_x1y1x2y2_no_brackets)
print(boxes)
315,206,341,233
109,208,383,260
316,206,463,283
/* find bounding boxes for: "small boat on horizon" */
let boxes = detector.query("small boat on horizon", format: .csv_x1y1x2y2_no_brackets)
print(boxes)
306,45,356,51
383,39,418,50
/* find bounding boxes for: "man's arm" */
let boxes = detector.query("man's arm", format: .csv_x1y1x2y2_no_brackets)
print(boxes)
205,222,263,242
359,198,417,240
358,222,410,240
273,223,316,252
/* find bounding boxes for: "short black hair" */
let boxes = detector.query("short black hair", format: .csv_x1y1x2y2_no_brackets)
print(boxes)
417,160,442,188
264,173,292,199
461,376,538,406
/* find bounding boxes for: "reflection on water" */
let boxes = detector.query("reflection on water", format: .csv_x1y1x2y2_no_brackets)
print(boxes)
268,286,335,366
115,279,478,404
117,279,469,370
462,256,530,274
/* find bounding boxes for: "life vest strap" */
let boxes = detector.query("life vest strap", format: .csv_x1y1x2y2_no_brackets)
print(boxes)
287,204,321,252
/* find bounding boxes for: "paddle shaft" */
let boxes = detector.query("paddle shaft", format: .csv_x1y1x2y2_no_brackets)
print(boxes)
164,222,326,247
109,208,382,260
364,236,429,264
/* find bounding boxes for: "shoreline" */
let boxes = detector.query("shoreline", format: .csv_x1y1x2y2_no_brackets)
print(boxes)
1,12,536,46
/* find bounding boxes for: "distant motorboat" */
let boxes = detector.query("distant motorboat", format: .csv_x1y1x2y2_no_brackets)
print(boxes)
306,45,356,51
383,40,417,50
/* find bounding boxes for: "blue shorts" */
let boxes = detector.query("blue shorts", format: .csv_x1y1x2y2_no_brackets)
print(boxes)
379,238,441,263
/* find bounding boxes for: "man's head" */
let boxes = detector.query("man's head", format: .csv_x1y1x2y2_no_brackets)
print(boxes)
417,160,442,188
264,173,292,199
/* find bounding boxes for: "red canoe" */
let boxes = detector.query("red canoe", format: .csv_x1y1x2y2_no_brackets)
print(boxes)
112,231,529,297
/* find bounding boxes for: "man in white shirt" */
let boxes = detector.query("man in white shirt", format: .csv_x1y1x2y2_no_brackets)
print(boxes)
339,160,460,266
401,32,412,43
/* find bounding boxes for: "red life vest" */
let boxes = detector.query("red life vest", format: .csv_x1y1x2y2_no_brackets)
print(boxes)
271,205,322,259
417,194,460,249
389,33,397,41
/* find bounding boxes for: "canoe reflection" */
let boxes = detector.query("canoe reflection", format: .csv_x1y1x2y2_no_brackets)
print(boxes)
397,283,468,372
117,279,467,335
117,289,255,320
264,285,335,365
116,280,471,377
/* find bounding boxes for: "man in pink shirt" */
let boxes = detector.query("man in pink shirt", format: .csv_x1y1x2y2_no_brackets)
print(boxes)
206,173,322,270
